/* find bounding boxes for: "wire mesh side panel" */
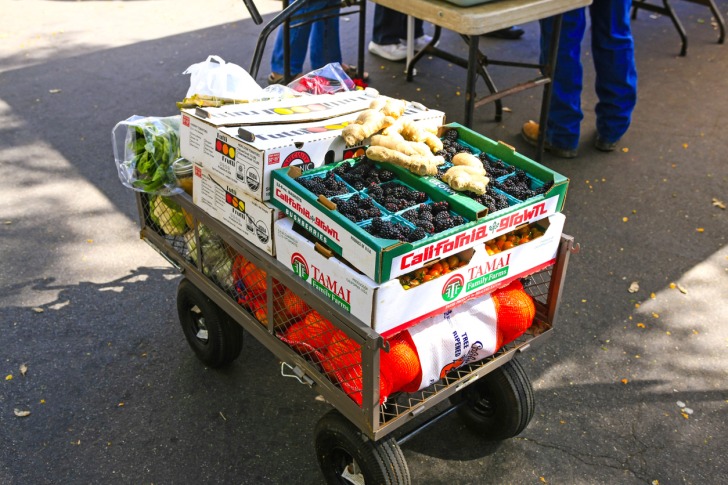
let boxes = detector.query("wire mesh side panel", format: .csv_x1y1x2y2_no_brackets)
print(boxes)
139,194,370,407
378,267,554,425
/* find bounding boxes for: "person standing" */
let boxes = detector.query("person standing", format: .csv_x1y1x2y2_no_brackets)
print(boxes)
268,0,366,83
521,1,638,158
367,5,434,61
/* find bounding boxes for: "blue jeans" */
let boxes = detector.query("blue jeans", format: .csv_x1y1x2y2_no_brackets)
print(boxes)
372,5,424,45
540,0,638,149
271,0,342,75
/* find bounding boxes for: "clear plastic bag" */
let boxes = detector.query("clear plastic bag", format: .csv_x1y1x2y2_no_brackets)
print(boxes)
183,55,264,100
112,115,182,195
287,62,356,95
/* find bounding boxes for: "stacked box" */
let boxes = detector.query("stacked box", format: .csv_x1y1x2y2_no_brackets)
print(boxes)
180,89,445,201
270,135,568,282
274,214,564,336
192,163,279,256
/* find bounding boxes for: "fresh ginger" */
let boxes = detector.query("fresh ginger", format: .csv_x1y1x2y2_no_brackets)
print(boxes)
342,110,395,146
451,152,484,169
442,165,490,195
366,145,444,176
383,119,444,153
369,134,432,158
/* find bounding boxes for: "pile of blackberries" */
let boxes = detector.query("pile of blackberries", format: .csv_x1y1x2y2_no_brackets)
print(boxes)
365,217,426,242
493,169,553,201
479,152,515,179
435,129,475,163
368,182,428,213
335,194,381,223
298,171,349,198
332,157,396,191
470,191,510,213
402,201,467,234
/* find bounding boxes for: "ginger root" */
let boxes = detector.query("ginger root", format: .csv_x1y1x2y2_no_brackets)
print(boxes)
366,145,444,176
383,119,444,153
342,110,395,146
442,165,490,195
451,152,484,169
341,96,407,146
369,134,432,158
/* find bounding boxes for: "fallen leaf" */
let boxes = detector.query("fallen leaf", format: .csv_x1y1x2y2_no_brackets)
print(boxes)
621,378,629,384
14,408,30,417
650,292,656,299
20,364,28,376
637,323,646,328
49,89,61,94
677,284,688,294
622,216,629,222
696,228,704,233
676,400,686,407
628,281,639,293
502,107,512,112
653,480,660,485
682,143,689,149
652,312,659,318
621,147,629,153
86,239,93,244
32,307,44,313
681,412,689,419
5,374,12,381
669,282,676,289
712,198,726,209
539,477,547,484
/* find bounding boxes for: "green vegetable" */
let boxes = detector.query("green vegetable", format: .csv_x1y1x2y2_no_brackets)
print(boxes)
127,117,181,194
149,195,188,236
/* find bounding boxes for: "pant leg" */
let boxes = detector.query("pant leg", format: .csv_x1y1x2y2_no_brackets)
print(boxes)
590,0,638,143
271,1,328,74
310,0,342,69
373,6,425,44
540,10,587,150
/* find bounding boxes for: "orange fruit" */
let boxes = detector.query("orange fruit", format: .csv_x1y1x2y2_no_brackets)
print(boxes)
279,287,310,320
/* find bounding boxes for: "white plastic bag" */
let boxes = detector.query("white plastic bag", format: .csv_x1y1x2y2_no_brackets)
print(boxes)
183,55,264,100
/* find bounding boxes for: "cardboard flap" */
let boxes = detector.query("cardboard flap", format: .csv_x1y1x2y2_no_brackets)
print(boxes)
317,195,336,211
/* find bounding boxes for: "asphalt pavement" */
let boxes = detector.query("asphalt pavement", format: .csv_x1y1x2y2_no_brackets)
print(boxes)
1,1,727,484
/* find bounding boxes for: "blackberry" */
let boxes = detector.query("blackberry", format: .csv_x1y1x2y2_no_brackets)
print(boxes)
431,201,450,214
418,221,435,234
407,227,426,242
413,191,428,203
384,202,398,213
379,170,395,182
299,171,348,197
443,129,459,142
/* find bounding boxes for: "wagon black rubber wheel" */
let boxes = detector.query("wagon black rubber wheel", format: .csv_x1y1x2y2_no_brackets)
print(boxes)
176,278,243,368
315,409,410,485
450,358,534,440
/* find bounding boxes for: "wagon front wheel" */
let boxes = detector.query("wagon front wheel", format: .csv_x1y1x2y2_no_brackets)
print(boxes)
315,409,410,485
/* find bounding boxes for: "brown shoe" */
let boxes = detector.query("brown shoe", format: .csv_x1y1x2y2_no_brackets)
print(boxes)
520,120,578,159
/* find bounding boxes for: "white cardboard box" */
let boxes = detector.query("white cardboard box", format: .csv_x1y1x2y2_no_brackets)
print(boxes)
274,213,564,337
180,93,445,202
192,163,278,256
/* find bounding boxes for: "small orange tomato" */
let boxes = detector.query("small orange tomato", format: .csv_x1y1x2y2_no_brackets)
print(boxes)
409,279,420,287
503,241,515,250
519,236,530,244
496,240,505,250
430,262,443,274
422,274,434,282
428,269,441,278
446,255,460,268
486,247,495,256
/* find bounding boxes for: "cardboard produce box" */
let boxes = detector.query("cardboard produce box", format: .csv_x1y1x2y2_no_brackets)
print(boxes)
274,213,564,336
180,92,444,201
270,152,565,283
192,163,278,256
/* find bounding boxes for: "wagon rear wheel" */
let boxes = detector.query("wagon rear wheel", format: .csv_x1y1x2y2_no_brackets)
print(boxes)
450,358,534,440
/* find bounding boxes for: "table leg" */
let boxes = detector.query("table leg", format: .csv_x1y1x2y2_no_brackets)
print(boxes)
464,34,479,127
537,13,563,162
